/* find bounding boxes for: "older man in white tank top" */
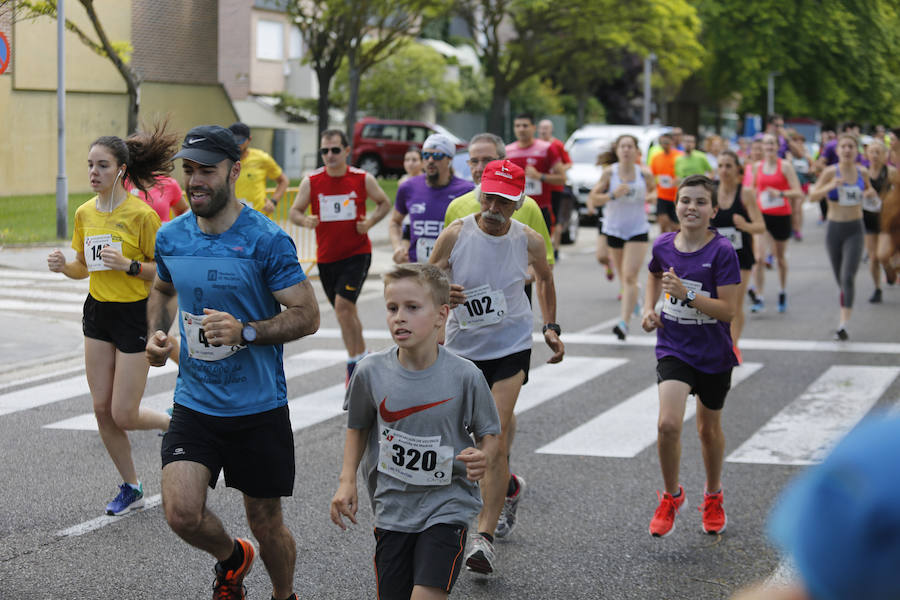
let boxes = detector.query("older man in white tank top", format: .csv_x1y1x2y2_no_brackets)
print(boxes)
430,160,564,575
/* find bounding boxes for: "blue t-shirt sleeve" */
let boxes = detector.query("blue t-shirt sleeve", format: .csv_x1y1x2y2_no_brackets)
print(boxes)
262,231,307,292
155,229,172,283
713,238,742,287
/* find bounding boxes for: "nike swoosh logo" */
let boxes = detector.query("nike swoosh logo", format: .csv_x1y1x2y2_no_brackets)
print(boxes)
379,397,452,422
187,137,206,145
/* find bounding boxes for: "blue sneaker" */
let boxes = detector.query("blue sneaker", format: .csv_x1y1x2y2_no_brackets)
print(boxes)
777,292,787,313
751,298,764,313
106,482,144,516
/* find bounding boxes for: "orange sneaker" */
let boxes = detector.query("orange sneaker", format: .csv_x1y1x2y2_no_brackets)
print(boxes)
649,486,685,538
213,538,256,600
700,490,727,534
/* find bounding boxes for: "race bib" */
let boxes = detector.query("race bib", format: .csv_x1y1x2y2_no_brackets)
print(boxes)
657,175,674,189
377,427,454,486
837,185,862,207
619,186,639,203
863,194,882,212
759,190,785,210
415,236,436,263
717,226,743,251
319,193,358,222
792,159,809,175
661,278,716,325
84,234,123,272
524,177,543,197
453,284,507,329
182,311,245,362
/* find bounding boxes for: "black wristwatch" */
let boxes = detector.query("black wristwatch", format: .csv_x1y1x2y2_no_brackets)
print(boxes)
269,197,279,206
241,322,258,345
685,289,697,306
542,323,561,336
127,260,141,276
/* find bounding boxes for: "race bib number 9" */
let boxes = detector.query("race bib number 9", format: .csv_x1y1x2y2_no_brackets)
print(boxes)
84,234,123,272
524,177,543,197
453,284,507,329
661,278,716,325
837,185,862,207
378,427,454,486
182,311,245,362
716,226,743,251
319,194,357,222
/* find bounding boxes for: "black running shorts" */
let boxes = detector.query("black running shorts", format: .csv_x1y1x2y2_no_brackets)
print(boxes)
606,232,649,249
82,294,148,354
656,355,732,411
317,252,371,306
656,198,679,224
374,524,467,599
472,348,531,387
161,403,295,497
762,213,793,241
863,209,881,234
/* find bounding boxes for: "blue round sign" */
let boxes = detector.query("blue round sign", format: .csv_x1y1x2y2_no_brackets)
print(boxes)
0,32,9,75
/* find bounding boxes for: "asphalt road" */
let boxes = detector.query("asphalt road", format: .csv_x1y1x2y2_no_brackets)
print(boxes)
1,209,899,599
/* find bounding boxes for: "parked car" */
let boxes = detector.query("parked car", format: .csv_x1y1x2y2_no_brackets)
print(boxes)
564,124,671,224
351,117,467,177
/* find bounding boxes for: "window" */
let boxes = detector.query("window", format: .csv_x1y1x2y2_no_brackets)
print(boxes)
289,27,303,60
256,20,284,60
406,127,428,143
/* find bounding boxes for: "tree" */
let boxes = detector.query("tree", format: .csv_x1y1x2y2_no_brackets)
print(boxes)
331,41,463,118
14,0,141,133
695,0,900,124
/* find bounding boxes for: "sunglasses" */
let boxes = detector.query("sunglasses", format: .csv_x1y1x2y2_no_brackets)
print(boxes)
319,146,343,156
422,151,451,161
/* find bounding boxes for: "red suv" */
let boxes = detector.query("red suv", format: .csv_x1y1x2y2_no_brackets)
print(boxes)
351,117,466,177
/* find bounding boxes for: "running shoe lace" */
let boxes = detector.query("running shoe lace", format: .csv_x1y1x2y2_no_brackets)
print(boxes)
654,491,678,520
111,484,131,504
212,580,245,600
701,495,724,521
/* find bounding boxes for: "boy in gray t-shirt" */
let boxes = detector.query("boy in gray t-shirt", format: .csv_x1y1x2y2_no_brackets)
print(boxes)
331,264,500,599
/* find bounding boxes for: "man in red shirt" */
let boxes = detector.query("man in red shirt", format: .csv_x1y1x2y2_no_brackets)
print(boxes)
289,129,391,383
505,113,567,237
537,119,573,253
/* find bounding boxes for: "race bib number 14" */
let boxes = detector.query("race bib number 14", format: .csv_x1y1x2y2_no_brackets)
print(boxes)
84,234,123,272
378,427,454,486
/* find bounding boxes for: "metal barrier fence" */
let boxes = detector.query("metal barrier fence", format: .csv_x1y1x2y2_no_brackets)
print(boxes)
266,186,318,276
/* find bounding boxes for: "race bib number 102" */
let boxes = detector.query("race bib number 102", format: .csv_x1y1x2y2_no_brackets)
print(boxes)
453,284,507,329
378,427,454,486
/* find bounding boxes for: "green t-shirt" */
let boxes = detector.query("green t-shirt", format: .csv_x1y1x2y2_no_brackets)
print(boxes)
675,151,712,178
443,190,555,265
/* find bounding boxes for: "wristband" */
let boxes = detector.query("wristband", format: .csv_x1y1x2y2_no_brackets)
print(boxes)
542,323,561,336
270,197,279,206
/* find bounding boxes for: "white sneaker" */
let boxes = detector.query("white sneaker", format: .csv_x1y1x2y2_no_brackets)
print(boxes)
495,474,526,538
465,533,496,574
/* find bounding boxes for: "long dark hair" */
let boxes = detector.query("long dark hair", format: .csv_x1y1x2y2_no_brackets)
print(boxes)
91,121,179,194
597,134,639,166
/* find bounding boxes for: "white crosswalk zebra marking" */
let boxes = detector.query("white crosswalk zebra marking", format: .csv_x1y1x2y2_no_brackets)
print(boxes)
536,362,763,457
727,365,900,465
514,357,627,415
42,350,349,431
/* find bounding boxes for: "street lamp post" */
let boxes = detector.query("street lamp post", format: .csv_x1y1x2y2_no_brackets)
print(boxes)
643,53,656,126
767,71,780,117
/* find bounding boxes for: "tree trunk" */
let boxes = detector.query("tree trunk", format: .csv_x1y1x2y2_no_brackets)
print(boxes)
487,87,507,137
127,85,139,135
345,48,360,147
576,92,587,129
316,68,334,167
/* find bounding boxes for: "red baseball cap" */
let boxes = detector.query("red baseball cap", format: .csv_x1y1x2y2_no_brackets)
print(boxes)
480,160,525,201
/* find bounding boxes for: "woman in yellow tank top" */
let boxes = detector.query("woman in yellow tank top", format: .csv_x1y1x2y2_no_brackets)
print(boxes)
47,125,178,516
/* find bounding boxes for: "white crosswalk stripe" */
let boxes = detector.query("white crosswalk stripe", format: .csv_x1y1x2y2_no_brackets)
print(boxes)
726,365,900,465
536,362,763,457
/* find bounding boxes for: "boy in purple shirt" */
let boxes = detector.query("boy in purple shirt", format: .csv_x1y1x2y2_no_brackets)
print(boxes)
641,175,741,539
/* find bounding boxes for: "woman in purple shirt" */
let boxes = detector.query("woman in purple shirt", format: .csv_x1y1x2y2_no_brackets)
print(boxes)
641,175,741,539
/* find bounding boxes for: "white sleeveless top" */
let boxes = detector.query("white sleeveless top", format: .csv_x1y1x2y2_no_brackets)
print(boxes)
602,163,650,240
445,214,533,360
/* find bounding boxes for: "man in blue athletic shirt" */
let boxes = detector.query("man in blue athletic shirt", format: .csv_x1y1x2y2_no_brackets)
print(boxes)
145,125,319,600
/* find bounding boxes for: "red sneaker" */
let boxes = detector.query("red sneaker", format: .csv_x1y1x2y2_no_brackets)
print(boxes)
649,486,685,538
733,345,743,365
699,490,727,534
213,538,256,600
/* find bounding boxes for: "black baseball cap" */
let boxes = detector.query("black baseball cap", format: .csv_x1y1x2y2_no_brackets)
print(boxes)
228,122,251,145
173,125,242,165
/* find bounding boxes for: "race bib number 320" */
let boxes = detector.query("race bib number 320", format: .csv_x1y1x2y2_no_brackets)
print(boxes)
453,284,507,329
377,427,454,486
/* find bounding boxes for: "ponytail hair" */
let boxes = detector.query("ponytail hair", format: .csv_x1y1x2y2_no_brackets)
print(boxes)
597,134,639,166
90,120,180,194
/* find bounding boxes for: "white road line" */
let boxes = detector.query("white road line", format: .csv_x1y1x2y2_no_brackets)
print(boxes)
0,287,88,303
56,494,163,538
0,300,84,314
575,317,623,335
514,357,627,415
727,365,900,465
766,558,798,587
536,362,763,457
0,362,178,417
0,364,86,394
0,269,74,281
42,350,348,431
